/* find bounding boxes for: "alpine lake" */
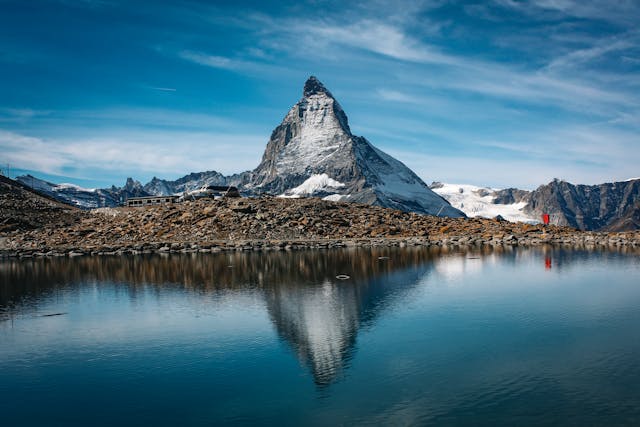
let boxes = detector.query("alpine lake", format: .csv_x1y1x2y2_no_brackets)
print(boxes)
1,245,639,426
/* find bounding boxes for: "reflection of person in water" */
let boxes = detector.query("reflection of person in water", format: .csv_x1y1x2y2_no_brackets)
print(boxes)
545,256,552,269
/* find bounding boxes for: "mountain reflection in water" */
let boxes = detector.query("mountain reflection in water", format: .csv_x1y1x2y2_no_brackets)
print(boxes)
1,245,637,387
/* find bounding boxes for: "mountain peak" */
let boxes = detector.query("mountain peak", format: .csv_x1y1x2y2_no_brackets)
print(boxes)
303,76,332,98
248,77,464,218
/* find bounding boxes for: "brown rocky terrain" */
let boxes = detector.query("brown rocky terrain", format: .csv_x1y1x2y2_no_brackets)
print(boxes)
0,175,83,233
1,192,639,258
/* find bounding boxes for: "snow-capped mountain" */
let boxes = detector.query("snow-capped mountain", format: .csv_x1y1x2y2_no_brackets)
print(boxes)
430,182,538,223
16,175,149,209
247,76,464,217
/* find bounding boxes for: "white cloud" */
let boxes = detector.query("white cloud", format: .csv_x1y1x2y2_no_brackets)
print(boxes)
0,129,266,180
383,121,640,188
387,149,631,189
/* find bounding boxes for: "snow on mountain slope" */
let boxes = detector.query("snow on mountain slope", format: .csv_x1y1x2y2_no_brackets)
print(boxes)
16,175,148,209
280,174,345,198
144,171,229,196
432,183,538,223
16,175,105,208
273,95,347,175
364,144,458,216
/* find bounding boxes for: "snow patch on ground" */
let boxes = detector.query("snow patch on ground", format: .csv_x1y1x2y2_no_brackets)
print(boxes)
433,183,538,223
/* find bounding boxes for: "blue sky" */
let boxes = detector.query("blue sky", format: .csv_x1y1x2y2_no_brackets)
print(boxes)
1,0,638,189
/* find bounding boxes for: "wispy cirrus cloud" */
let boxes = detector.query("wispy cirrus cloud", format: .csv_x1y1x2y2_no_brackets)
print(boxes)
376,89,422,104
178,51,237,70
297,20,456,64
545,32,640,71
0,108,51,122
493,0,640,26
176,49,297,80
243,13,638,115
147,86,176,92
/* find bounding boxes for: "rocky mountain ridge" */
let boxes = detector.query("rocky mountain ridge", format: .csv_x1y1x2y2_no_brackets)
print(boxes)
16,175,149,209
516,178,640,231
432,178,640,231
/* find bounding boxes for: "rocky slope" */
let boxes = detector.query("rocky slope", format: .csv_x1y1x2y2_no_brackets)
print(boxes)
605,203,640,232
0,175,83,232
2,196,638,257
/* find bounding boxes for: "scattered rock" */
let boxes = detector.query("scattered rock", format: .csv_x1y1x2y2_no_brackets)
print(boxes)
1,196,639,258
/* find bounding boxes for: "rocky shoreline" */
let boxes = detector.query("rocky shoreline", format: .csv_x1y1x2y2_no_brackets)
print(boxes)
2,196,639,259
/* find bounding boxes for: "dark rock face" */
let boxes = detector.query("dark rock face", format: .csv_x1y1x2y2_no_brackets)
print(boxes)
493,188,530,205
605,203,640,232
522,179,640,230
303,75,331,97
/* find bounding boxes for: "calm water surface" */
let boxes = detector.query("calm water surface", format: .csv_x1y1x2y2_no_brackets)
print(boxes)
1,246,639,426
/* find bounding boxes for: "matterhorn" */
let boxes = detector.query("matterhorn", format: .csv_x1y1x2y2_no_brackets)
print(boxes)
245,76,464,217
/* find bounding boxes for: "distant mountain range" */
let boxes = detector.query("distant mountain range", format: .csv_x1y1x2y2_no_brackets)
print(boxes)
16,175,148,209
14,76,640,231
